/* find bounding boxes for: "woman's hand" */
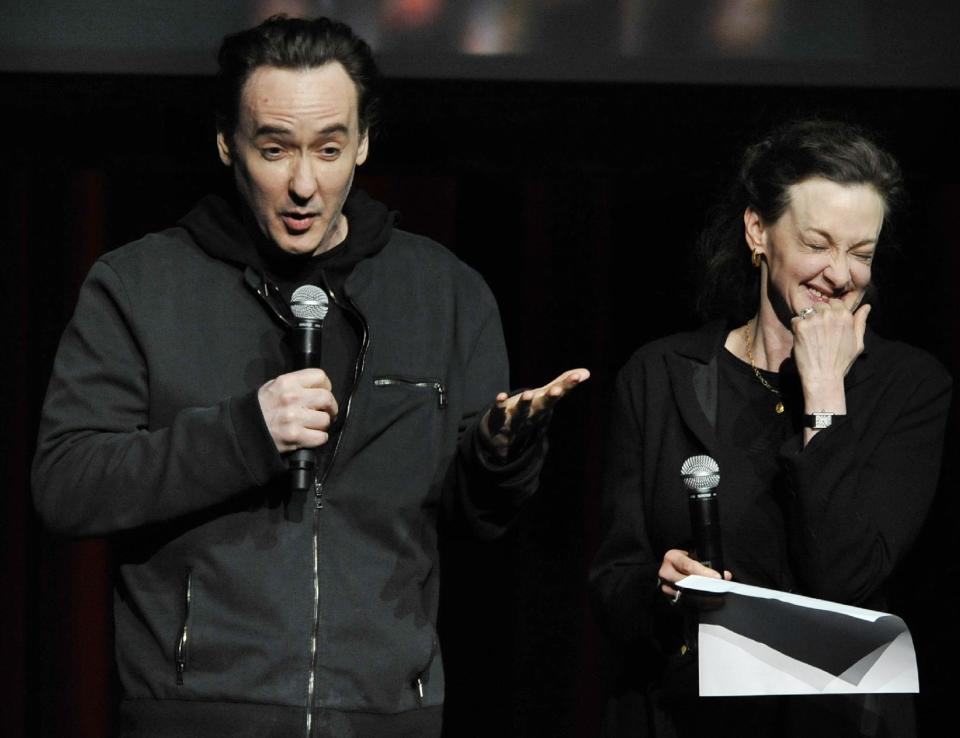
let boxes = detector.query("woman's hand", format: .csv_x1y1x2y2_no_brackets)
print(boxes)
658,549,731,598
791,299,869,389
791,299,870,442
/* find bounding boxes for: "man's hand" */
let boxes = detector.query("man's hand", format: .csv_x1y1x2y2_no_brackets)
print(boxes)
258,368,339,453
480,368,590,458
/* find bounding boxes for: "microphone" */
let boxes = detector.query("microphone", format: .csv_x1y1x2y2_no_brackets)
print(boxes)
680,455,724,576
288,284,330,492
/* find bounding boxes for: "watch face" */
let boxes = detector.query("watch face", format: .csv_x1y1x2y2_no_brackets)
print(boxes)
805,413,840,429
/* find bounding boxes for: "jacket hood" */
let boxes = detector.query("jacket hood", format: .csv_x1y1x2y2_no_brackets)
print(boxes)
178,188,396,281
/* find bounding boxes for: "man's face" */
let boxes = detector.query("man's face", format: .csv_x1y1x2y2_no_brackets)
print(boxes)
218,63,369,255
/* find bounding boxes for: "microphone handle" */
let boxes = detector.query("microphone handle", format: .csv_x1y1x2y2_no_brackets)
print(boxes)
289,448,315,492
289,319,323,492
689,489,724,575
292,319,322,368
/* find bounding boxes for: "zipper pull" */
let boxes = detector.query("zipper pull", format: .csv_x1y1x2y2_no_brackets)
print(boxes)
416,677,424,705
314,477,324,509
436,383,447,409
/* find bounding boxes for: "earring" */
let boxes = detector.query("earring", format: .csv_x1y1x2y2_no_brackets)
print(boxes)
751,250,762,268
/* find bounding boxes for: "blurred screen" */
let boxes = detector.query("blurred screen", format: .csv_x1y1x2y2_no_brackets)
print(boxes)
2,0,958,86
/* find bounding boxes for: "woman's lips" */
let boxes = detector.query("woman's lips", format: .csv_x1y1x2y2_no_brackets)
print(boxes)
282,213,317,232
805,285,832,303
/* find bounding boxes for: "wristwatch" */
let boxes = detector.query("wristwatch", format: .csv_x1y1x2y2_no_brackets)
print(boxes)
803,412,844,430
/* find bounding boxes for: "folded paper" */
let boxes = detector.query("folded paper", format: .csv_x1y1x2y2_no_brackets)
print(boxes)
675,576,919,697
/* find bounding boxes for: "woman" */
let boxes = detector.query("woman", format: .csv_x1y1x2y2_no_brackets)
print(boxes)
589,119,951,737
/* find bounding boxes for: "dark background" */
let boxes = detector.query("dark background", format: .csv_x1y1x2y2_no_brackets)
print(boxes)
2,69,959,738
4,0,960,88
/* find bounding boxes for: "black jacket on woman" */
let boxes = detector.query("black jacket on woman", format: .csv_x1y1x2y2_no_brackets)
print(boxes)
589,320,951,737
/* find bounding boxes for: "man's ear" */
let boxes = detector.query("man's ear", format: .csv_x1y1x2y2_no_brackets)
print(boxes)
217,131,232,166
356,130,369,166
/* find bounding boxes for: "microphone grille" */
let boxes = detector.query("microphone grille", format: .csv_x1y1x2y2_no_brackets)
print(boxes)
291,284,329,320
680,454,720,491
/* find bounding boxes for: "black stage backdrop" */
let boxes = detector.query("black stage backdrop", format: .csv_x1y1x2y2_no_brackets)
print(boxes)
1,74,958,737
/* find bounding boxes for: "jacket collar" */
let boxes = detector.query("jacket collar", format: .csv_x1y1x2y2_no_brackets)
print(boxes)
671,320,729,364
663,321,728,453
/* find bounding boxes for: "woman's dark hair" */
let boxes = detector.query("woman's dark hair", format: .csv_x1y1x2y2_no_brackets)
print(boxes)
696,119,904,321
215,15,380,140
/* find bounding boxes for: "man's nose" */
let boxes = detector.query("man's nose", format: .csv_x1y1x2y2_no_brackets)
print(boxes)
288,155,317,203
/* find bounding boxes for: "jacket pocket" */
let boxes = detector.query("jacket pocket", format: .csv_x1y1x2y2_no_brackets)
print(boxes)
374,376,447,409
174,567,193,685
410,636,440,707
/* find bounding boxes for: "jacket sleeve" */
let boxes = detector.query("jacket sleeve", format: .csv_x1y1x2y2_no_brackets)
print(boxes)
32,259,286,537
779,352,952,605
588,362,661,648
444,299,546,540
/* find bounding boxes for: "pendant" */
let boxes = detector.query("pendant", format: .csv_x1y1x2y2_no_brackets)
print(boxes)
775,401,785,414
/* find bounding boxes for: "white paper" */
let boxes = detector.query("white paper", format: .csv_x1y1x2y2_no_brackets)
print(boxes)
676,575,885,622
675,576,919,696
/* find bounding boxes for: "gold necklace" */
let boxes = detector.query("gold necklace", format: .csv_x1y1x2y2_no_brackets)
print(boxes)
744,319,784,414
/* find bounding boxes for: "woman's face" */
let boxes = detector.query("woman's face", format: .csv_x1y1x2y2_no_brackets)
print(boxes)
746,177,886,320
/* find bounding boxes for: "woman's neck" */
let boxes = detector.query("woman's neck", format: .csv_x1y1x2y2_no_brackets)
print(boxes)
725,300,794,372
751,303,794,371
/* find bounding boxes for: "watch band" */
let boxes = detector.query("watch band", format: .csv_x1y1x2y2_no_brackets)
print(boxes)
803,412,844,430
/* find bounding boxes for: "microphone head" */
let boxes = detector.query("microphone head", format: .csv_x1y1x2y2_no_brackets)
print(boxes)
291,284,329,321
681,454,720,492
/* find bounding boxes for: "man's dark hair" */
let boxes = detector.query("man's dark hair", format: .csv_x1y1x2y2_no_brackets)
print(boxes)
696,119,904,322
215,15,380,140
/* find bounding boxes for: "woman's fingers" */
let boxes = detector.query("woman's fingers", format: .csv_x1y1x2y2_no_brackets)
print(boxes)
658,549,724,596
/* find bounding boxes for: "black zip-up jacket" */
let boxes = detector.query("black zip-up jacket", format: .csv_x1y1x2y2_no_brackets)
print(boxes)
33,192,544,736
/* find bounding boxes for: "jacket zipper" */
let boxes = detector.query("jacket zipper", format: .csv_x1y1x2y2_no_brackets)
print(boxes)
373,376,448,409
305,283,370,738
305,523,319,738
175,566,193,685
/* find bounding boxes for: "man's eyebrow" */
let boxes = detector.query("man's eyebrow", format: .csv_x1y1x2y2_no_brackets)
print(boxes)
252,123,350,138
316,123,349,136
253,125,292,138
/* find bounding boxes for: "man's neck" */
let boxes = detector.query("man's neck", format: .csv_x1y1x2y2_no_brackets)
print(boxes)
313,214,350,256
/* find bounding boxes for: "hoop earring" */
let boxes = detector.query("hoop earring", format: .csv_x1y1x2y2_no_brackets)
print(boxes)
751,250,762,268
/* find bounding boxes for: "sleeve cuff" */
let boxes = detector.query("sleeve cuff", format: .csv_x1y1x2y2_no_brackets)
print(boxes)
228,389,288,486
466,418,547,498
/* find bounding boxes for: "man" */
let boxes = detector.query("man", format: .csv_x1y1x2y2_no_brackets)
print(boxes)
32,15,586,738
